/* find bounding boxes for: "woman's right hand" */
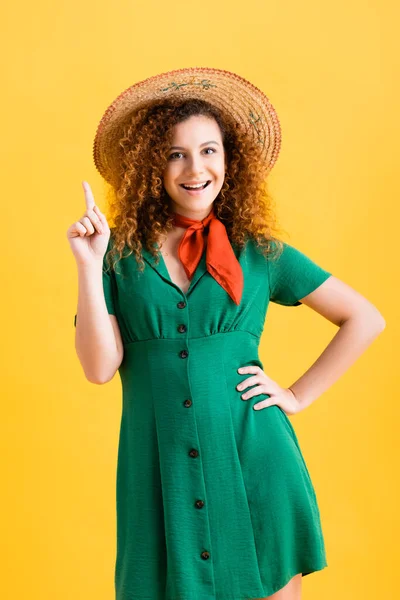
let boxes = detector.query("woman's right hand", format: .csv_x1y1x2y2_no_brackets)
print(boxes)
66,181,111,266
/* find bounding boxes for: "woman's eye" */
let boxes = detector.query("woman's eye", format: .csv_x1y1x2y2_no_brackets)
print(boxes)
168,147,216,160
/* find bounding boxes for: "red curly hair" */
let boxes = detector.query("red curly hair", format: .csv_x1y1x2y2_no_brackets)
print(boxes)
102,97,286,273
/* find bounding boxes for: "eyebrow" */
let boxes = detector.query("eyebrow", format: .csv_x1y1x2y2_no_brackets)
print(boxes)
169,140,220,150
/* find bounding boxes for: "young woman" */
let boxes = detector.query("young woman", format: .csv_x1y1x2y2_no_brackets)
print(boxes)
67,67,385,600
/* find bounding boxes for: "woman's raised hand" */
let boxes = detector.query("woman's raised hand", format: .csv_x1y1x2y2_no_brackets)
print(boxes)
67,181,111,265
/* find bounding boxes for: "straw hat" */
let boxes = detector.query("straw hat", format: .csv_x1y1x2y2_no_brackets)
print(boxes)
92,66,282,184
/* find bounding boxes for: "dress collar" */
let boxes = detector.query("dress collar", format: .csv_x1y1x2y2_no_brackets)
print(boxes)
141,242,209,295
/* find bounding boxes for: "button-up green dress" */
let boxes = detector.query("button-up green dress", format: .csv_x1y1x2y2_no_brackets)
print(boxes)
74,233,332,600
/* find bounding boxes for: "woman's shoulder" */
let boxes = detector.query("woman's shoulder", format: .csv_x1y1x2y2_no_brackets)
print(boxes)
240,234,282,258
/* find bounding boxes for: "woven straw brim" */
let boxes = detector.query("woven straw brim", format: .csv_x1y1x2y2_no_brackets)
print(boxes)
93,66,282,184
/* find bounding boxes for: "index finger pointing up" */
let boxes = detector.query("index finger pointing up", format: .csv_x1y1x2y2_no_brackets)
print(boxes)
82,181,95,211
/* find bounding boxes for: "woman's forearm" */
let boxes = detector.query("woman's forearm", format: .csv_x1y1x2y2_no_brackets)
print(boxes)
288,314,386,410
75,261,120,384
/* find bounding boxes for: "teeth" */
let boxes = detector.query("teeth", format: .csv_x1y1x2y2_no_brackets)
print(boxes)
182,182,208,189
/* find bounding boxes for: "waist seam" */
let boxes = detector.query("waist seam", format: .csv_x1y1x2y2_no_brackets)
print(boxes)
122,328,260,348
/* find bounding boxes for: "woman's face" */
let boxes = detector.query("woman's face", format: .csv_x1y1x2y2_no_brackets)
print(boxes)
162,114,227,221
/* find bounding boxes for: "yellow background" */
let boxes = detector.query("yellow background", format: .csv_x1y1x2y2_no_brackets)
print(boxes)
2,0,398,598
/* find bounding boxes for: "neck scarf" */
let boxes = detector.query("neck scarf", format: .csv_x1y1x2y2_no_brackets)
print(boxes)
171,207,244,305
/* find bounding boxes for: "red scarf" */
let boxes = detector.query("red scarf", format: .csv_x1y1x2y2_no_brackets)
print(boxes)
172,208,244,305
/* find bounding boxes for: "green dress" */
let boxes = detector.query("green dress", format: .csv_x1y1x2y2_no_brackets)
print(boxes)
74,233,332,600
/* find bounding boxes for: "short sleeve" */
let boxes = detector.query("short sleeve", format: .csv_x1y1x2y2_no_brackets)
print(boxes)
267,241,332,307
74,236,116,327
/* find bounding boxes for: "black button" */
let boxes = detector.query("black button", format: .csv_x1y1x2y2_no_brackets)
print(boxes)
189,449,199,458
177,301,186,309
195,500,204,509
183,399,192,407
177,324,187,333
201,551,210,560
179,350,189,358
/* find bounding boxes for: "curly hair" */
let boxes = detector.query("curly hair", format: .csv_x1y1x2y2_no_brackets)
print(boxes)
102,97,286,274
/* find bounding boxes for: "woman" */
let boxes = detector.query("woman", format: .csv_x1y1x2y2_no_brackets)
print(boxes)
67,67,385,600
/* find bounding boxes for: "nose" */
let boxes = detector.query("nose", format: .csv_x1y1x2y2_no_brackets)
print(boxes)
184,154,206,177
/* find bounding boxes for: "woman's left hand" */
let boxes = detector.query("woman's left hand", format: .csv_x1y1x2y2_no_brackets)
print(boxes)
236,365,302,416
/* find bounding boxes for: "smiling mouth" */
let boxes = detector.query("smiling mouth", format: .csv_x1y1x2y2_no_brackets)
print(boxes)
180,181,211,190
